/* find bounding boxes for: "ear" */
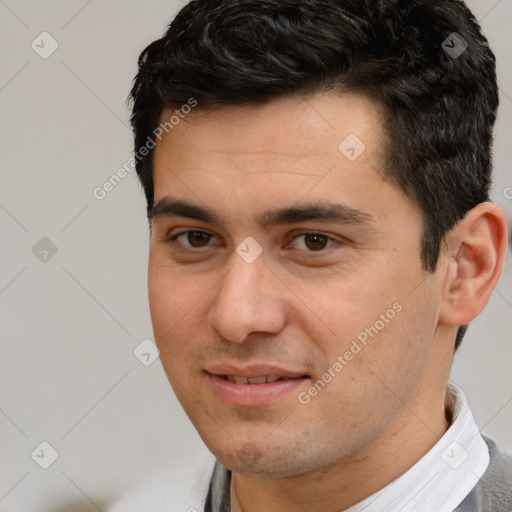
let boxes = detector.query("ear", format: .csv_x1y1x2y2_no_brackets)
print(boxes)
438,202,509,327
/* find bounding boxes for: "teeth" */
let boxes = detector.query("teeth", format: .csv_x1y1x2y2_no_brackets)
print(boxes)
225,374,283,384
247,376,267,384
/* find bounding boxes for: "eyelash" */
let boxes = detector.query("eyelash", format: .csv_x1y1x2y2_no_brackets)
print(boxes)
167,230,341,252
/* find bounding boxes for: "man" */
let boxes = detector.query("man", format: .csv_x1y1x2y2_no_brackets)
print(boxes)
111,0,511,510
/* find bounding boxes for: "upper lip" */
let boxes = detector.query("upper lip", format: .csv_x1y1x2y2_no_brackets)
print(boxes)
207,363,308,379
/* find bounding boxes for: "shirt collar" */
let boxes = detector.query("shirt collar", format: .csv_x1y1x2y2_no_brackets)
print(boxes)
341,382,489,512
211,383,489,512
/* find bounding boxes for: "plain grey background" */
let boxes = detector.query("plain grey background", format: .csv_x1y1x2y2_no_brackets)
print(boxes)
1,1,511,511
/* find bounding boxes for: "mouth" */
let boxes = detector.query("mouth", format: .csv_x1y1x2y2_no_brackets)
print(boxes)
206,364,310,406
220,374,307,384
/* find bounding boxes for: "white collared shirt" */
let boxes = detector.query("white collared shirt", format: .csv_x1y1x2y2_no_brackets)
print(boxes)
230,383,490,512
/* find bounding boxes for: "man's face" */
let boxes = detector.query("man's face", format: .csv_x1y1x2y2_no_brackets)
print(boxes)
149,93,450,477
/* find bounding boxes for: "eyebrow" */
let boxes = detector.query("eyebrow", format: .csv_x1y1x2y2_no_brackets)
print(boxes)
150,197,374,228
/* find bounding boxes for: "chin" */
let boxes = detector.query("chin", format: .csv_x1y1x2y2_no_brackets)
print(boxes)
208,438,331,479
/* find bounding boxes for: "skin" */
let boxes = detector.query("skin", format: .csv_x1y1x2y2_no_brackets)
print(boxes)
148,92,508,511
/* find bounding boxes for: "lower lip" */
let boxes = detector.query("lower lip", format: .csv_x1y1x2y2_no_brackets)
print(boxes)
208,374,308,407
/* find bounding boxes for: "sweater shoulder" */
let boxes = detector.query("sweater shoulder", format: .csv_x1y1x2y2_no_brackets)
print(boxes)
455,436,512,512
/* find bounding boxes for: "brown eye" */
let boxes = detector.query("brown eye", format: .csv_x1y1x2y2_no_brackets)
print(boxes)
171,230,214,248
304,233,329,251
186,231,211,247
290,232,337,252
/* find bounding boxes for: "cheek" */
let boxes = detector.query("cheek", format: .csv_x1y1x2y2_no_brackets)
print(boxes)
148,254,205,347
286,268,400,346
291,259,432,379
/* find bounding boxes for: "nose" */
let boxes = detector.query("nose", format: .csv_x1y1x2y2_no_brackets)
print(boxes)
206,251,287,343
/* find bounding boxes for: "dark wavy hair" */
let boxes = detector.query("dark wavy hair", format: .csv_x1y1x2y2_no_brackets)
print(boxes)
129,0,499,350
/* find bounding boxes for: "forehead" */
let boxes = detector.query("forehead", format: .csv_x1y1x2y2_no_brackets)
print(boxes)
150,92,407,224
153,92,384,175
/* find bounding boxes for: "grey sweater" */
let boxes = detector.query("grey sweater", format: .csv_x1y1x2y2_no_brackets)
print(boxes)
454,436,512,511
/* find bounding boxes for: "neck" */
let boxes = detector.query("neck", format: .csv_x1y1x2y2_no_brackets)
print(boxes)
232,388,450,512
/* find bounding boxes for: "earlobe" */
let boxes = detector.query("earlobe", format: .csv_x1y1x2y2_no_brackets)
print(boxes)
439,202,508,327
